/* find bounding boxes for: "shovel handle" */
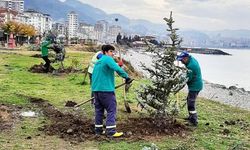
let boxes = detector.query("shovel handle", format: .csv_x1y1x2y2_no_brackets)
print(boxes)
74,79,134,108
74,97,94,108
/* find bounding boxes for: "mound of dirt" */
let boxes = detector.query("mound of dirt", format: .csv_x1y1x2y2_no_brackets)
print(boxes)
29,97,47,104
26,97,93,142
40,104,93,142
27,96,189,142
41,114,188,142
31,54,41,58
29,63,55,73
65,101,77,107
42,112,93,142
30,53,55,58
55,67,83,74
118,117,188,138
29,64,83,74
0,104,21,131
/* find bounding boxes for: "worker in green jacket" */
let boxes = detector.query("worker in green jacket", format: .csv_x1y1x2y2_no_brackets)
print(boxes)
177,51,203,126
92,44,132,137
40,37,52,72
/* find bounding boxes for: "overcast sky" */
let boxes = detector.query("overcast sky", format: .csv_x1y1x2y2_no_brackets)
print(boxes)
61,0,250,31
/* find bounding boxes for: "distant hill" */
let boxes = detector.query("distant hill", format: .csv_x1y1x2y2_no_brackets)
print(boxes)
205,29,250,39
25,0,104,24
179,30,210,45
24,0,165,35
24,0,250,44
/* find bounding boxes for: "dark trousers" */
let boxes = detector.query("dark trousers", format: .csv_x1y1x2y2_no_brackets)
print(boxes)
187,91,200,123
42,56,51,72
94,92,117,135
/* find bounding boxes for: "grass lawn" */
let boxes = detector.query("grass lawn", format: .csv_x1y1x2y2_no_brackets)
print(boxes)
0,49,249,150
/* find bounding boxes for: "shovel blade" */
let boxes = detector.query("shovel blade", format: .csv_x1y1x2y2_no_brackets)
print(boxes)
124,102,131,113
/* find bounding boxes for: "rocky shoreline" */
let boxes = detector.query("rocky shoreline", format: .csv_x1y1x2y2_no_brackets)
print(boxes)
179,47,231,55
122,48,250,110
185,81,250,110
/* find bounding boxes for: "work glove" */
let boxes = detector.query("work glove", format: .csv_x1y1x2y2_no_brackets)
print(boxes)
125,77,133,84
118,60,123,67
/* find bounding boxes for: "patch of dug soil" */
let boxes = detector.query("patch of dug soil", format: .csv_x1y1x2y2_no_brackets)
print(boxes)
29,63,55,73
0,104,21,131
118,117,188,139
27,96,93,142
29,64,83,74
56,67,83,74
30,54,41,58
65,101,77,107
28,96,189,142
30,53,55,58
40,105,93,142
29,97,47,104
41,115,189,142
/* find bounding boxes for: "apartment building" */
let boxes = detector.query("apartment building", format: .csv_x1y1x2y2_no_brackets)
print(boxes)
67,11,78,39
0,0,24,13
0,7,18,23
24,9,52,35
78,22,95,40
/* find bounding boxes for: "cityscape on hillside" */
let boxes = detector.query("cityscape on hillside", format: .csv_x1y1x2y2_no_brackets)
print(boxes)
0,0,250,48
0,0,128,45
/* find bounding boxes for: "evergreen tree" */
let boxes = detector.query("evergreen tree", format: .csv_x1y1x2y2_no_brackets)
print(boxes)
137,12,188,117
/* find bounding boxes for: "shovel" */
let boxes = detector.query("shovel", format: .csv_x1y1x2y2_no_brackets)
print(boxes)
81,65,89,85
123,79,132,113
73,79,134,108
116,44,132,113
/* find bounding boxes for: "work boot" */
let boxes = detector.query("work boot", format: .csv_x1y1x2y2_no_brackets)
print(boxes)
189,118,198,127
107,132,124,138
95,130,105,135
95,127,105,135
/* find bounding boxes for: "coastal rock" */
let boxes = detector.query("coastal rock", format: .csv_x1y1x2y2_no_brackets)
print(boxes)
229,86,237,90
179,47,231,55
211,84,227,89
238,88,246,92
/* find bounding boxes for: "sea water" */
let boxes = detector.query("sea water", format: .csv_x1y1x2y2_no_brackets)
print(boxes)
124,48,250,91
192,49,250,91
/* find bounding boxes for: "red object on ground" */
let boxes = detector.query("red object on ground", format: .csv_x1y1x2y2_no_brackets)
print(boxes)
8,33,16,48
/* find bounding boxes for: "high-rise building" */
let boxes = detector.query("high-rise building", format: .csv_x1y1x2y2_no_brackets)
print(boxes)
78,22,95,40
44,14,52,32
52,23,66,36
24,9,52,35
67,11,78,39
94,20,108,32
0,0,24,13
109,25,122,36
94,20,109,42
107,25,122,43
0,7,18,23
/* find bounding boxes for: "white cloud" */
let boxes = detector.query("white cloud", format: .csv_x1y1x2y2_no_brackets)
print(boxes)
77,0,250,30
